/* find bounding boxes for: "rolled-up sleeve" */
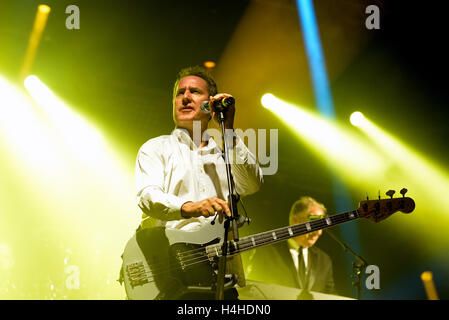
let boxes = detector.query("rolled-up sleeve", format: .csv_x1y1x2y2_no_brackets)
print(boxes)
135,143,186,221
230,136,264,196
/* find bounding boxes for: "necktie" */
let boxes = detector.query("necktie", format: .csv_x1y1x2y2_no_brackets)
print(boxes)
298,248,308,289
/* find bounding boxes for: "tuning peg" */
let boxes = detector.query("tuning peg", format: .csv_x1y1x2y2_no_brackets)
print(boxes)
386,190,395,199
378,190,381,200
400,188,408,198
366,192,369,201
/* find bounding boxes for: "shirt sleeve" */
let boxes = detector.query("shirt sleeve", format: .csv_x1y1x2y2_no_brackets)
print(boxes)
230,135,264,196
135,142,187,221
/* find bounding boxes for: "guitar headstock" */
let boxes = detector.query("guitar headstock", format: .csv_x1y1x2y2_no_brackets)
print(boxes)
357,189,415,223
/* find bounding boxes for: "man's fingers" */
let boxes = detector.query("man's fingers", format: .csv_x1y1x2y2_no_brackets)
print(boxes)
215,198,231,217
206,206,215,217
212,203,223,214
209,94,233,111
194,198,232,221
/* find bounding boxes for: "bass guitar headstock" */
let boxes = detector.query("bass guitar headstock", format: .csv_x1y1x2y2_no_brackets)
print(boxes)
358,188,415,223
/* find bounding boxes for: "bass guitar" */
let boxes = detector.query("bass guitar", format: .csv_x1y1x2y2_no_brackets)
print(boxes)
121,190,415,299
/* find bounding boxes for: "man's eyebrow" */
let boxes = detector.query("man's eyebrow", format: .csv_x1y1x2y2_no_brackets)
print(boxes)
176,86,203,94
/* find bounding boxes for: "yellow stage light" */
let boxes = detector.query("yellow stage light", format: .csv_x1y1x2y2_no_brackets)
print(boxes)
353,113,449,250
350,111,366,127
204,61,216,69
261,94,389,184
20,5,52,78
0,243,14,271
261,93,276,107
38,4,51,14
1,74,139,299
24,75,104,164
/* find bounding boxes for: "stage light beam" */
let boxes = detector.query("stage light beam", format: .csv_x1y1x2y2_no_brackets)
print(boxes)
352,112,449,247
24,75,104,165
261,94,389,184
20,5,51,78
1,73,142,299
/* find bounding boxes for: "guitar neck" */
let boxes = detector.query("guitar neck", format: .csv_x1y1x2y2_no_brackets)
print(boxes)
218,209,360,256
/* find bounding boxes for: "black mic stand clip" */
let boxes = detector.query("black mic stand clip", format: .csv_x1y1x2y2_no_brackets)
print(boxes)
326,230,367,300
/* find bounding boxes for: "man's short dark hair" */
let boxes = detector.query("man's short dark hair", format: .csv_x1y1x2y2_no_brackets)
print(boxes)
172,66,218,101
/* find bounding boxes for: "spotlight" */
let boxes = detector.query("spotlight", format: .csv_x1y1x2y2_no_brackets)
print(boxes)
203,61,216,69
38,4,51,14
261,93,276,108
350,111,366,127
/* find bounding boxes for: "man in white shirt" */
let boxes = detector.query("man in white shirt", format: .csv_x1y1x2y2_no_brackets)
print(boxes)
134,66,264,299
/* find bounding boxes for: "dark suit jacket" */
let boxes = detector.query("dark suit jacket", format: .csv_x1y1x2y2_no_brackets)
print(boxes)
245,242,336,295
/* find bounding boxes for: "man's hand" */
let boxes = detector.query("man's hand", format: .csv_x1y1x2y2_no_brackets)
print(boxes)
181,197,232,224
209,93,235,130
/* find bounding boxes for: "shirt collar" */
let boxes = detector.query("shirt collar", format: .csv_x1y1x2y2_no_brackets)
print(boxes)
288,238,310,252
172,128,192,146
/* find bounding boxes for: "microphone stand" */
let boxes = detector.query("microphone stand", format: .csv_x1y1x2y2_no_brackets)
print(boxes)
325,230,368,300
214,109,240,300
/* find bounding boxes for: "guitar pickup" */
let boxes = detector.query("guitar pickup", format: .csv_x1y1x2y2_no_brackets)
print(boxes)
126,262,149,288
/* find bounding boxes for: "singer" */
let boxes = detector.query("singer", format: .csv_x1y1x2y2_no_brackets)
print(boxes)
132,65,264,299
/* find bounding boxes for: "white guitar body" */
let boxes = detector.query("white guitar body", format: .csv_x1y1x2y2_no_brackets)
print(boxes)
121,221,229,300
165,219,226,246
122,233,154,299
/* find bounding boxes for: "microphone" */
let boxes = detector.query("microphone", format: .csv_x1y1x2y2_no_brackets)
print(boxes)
200,97,235,114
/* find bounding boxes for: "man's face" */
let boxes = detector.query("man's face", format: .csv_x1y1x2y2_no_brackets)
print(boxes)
291,205,325,248
173,75,210,131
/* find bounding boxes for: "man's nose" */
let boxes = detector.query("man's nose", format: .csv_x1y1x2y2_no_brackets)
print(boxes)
182,91,192,104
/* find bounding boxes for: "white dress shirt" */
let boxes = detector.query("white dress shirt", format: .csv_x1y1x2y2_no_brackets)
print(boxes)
135,128,263,231
288,239,309,272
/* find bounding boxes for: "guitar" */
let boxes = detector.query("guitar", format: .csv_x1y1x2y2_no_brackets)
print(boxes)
120,192,415,300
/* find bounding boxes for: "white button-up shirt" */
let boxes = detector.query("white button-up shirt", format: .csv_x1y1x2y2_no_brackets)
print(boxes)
135,128,263,231
288,239,309,272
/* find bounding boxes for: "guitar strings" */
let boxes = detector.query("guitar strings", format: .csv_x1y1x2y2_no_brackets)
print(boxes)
130,212,354,278
153,211,353,268
131,213,353,283
137,215,353,285
135,218,342,284
135,208,357,279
